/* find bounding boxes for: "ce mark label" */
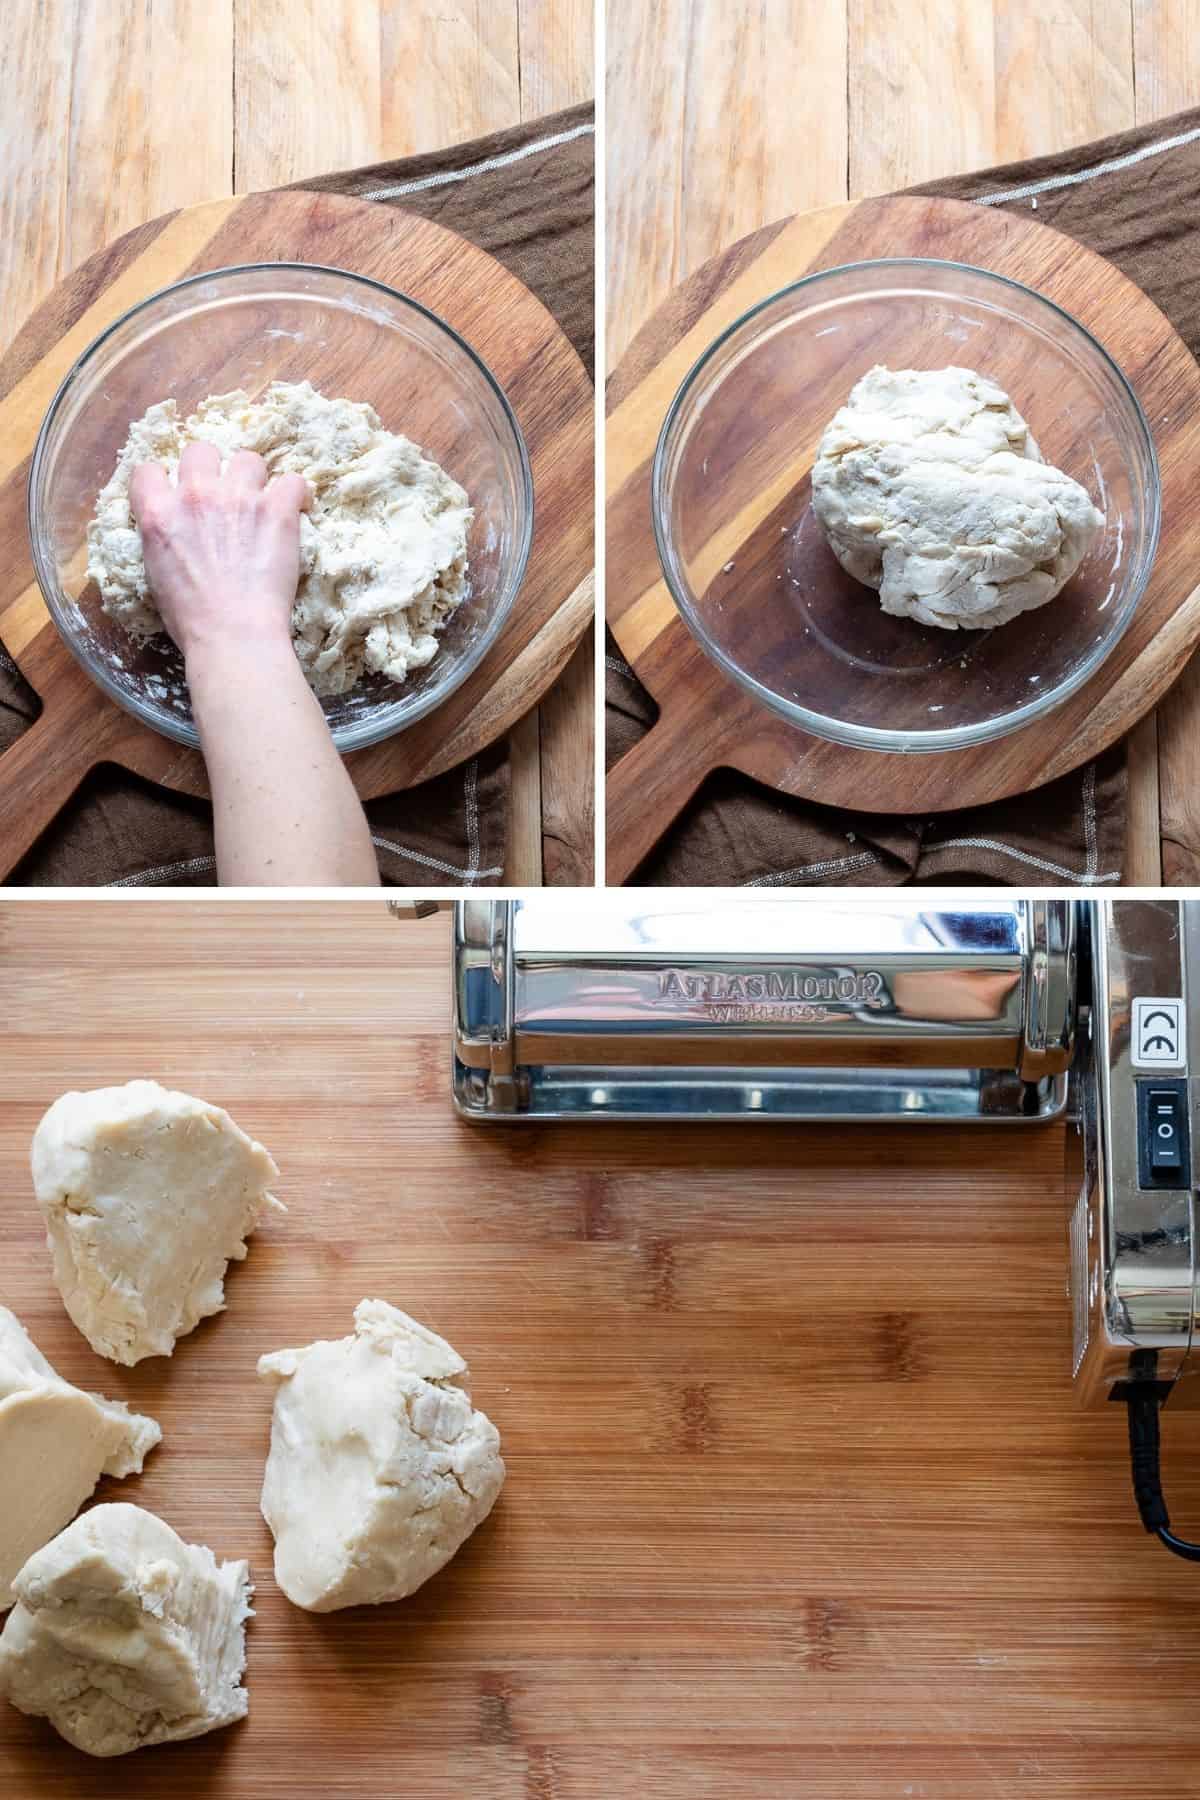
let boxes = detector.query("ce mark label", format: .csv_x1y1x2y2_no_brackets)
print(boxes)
1132,996,1188,1070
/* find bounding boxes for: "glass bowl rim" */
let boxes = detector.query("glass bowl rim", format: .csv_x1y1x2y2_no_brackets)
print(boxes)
27,260,535,753
650,254,1162,754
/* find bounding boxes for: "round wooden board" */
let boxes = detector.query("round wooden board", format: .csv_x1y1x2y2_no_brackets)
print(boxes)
606,193,1200,884
0,190,593,879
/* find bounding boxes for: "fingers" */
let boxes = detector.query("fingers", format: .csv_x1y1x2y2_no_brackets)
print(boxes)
129,462,170,523
268,473,313,516
132,448,306,524
225,449,268,491
178,441,221,487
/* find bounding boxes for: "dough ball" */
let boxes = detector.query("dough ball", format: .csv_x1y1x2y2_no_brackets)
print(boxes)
86,380,474,696
258,1299,505,1612
0,1504,252,1757
32,1079,282,1365
810,365,1105,629
0,1307,161,1609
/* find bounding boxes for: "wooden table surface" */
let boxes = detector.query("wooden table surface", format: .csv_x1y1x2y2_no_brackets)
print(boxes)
0,0,594,887
3,899,1200,1798
607,1,1200,886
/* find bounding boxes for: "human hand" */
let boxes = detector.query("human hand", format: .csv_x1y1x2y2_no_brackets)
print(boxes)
129,443,311,663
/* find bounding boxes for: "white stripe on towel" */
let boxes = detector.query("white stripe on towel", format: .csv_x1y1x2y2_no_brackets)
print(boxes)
110,855,218,887
925,837,1120,884
745,850,881,886
370,835,501,882
976,123,1200,206
361,123,594,202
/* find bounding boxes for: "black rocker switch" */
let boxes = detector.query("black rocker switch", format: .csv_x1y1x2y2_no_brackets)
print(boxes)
1136,1079,1190,1188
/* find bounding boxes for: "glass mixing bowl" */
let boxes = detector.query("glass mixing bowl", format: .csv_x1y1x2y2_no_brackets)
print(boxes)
652,259,1160,752
29,263,533,750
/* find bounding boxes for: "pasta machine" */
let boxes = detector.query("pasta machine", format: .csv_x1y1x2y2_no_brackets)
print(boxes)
452,897,1200,1556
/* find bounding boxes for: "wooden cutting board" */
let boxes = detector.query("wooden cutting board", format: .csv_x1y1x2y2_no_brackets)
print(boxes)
606,193,1200,885
2,899,1200,1799
0,191,593,880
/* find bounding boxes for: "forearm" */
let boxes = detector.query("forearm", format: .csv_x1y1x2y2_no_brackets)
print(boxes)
185,639,380,887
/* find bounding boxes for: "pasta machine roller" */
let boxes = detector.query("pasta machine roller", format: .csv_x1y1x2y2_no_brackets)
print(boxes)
452,896,1076,1123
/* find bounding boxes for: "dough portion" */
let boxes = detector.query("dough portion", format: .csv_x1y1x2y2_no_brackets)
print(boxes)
32,1080,282,1366
810,365,1105,629
0,1503,252,1757
0,1308,161,1610
258,1299,505,1612
87,380,474,695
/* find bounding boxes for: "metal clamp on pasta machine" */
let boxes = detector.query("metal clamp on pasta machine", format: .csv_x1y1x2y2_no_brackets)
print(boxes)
452,896,1200,1558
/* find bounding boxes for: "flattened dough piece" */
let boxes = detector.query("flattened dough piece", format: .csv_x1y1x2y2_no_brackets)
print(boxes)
0,1503,252,1757
0,1307,161,1610
258,1299,505,1612
32,1080,282,1365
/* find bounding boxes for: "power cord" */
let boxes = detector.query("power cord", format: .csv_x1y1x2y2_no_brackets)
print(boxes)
1125,1377,1200,1563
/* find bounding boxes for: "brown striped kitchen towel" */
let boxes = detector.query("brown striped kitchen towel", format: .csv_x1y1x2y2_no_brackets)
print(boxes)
4,103,593,887
607,107,1200,887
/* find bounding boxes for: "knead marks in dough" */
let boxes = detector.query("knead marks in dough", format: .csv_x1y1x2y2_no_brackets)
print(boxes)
0,1503,252,1758
811,365,1105,630
87,380,474,696
258,1299,505,1612
32,1079,282,1366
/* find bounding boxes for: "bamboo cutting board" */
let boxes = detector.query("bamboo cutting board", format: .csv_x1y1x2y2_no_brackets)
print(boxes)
2,900,1200,1798
606,193,1200,885
0,190,593,880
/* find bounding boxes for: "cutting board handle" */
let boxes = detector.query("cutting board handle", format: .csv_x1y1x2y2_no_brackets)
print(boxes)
0,706,96,881
606,715,719,884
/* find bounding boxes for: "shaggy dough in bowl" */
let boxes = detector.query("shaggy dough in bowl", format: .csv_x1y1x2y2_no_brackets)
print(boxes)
811,365,1105,630
87,380,473,696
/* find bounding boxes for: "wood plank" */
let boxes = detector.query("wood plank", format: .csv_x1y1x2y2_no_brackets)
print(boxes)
0,0,234,351
1132,0,1200,120
0,0,73,351
1,899,1198,1800
1125,712,1163,886
539,625,595,885
380,0,520,158
518,0,594,118
63,0,234,254
848,0,994,197
606,0,847,368
234,0,380,189
506,705,544,884
516,0,595,886
994,0,1135,161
